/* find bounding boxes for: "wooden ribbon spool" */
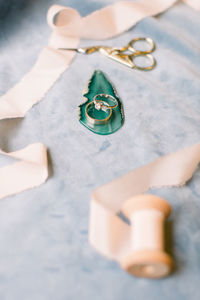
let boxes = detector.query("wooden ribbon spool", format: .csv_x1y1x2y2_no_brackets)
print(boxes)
120,194,173,278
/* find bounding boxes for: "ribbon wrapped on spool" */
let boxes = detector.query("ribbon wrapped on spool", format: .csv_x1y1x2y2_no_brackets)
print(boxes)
120,194,173,278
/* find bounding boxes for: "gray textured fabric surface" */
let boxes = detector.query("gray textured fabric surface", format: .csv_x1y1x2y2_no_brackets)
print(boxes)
0,1,200,299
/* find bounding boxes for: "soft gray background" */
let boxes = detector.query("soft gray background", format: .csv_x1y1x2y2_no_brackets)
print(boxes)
0,0,200,299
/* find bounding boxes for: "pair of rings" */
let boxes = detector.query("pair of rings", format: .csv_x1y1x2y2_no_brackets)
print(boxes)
85,94,118,125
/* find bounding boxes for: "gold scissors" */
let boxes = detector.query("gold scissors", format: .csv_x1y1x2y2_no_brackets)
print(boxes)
58,37,156,71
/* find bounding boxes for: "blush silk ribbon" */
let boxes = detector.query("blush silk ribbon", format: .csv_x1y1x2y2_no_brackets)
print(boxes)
0,1,199,204
89,143,200,260
0,143,48,199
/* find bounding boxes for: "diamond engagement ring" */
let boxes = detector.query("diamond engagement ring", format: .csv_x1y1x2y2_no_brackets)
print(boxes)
94,94,118,111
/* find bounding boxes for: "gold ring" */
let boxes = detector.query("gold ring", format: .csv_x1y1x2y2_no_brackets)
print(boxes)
85,100,112,125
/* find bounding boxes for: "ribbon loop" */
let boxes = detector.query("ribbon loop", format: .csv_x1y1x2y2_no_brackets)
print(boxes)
47,5,82,38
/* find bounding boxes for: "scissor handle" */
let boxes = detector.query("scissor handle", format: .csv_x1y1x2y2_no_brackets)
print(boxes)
127,37,155,54
129,53,156,71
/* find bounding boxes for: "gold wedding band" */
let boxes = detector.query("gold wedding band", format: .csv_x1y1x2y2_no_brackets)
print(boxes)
85,100,112,125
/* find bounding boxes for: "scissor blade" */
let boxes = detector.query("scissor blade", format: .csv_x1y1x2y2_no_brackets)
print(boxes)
58,46,100,54
58,47,86,53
